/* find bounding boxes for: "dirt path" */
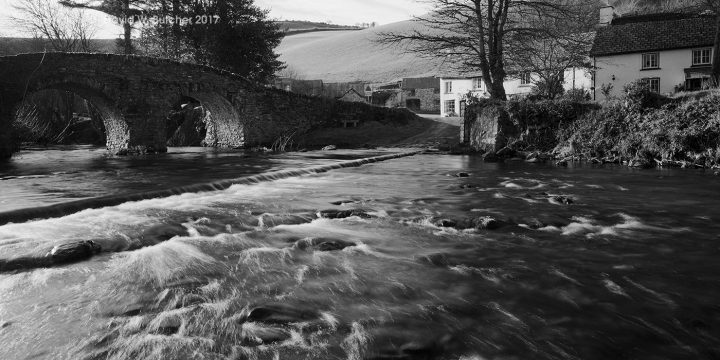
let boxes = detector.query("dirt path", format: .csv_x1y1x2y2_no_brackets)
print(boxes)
393,115,460,148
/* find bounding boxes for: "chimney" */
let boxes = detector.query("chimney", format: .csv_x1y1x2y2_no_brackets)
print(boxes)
599,6,615,26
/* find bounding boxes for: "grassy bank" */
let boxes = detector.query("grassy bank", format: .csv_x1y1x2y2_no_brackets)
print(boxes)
557,84,720,169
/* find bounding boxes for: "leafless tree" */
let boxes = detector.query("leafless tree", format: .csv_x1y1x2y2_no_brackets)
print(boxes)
12,0,99,52
59,0,148,54
377,0,581,100
505,2,597,98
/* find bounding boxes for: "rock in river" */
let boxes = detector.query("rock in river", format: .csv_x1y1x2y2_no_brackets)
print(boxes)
245,303,320,324
295,237,356,252
0,240,102,273
471,216,503,230
318,209,372,219
47,240,102,264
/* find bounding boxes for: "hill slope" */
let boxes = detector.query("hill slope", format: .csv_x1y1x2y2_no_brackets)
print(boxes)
276,20,445,83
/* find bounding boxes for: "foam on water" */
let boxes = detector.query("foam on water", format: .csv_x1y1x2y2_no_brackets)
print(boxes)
342,322,370,360
107,240,219,287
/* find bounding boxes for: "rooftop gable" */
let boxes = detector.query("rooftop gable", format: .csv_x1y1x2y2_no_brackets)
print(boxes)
591,14,716,57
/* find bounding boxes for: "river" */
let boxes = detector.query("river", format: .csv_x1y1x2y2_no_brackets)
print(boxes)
1,145,719,360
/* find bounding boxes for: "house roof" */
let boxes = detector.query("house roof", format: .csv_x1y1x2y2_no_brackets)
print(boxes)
337,88,365,99
401,77,439,90
591,14,716,57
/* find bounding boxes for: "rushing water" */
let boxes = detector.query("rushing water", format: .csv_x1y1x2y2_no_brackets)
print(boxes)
1,146,719,360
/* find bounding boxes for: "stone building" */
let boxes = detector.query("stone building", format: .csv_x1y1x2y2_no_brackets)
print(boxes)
400,77,441,113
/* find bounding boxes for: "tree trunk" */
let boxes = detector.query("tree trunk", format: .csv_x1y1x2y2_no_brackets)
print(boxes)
123,0,132,54
712,15,720,86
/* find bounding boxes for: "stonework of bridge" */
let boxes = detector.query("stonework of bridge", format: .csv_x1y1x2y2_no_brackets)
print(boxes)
0,52,420,161
0,52,258,158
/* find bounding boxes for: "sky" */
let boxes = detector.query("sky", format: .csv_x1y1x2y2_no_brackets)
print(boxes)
0,0,427,39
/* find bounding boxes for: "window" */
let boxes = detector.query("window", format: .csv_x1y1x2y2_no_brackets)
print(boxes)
444,81,453,93
692,48,712,66
473,78,483,89
520,72,531,85
642,53,659,69
444,100,456,115
642,77,660,93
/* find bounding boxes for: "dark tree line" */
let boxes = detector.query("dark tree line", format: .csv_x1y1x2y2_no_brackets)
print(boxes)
56,0,284,82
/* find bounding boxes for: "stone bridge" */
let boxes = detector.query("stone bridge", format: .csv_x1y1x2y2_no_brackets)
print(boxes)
0,53,265,158
0,53,419,160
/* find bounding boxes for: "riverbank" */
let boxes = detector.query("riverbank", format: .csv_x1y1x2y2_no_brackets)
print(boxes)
461,84,720,172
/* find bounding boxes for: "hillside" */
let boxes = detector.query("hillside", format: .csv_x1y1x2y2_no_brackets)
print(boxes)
276,20,445,83
0,38,116,55
276,20,362,36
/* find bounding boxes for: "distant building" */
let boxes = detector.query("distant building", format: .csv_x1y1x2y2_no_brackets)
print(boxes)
438,66,592,117
591,8,717,101
337,88,367,103
400,77,440,113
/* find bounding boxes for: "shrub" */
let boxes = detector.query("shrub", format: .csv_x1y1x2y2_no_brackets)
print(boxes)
622,80,671,111
559,83,720,163
505,99,599,151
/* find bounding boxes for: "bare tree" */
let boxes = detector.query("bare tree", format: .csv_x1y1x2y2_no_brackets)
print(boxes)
13,0,99,52
59,0,147,54
505,2,597,98
377,0,579,100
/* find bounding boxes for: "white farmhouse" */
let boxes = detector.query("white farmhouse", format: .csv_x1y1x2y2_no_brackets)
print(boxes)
591,7,717,101
439,67,592,117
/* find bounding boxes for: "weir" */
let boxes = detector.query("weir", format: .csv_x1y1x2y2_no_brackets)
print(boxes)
0,150,423,226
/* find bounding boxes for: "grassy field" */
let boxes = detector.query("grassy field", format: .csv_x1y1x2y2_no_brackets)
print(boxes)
276,20,445,83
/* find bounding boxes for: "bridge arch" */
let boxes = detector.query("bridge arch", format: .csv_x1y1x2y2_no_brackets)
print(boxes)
185,91,244,148
24,82,130,152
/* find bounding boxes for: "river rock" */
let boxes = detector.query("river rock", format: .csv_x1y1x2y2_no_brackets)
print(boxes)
260,213,316,227
433,218,457,228
322,145,337,151
330,200,358,205
241,327,291,346
245,303,319,324
295,237,356,252
152,317,182,335
556,159,569,167
141,223,189,246
471,216,503,230
628,157,653,169
47,240,102,264
459,184,478,189
455,172,470,178
318,209,372,219
550,195,574,205
0,321,11,329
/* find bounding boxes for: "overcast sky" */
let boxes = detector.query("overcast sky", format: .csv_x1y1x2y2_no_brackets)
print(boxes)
0,0,427,38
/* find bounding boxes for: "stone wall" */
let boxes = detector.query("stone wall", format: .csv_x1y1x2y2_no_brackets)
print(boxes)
462,103,518,153
402,88,440,113
241,88,419,148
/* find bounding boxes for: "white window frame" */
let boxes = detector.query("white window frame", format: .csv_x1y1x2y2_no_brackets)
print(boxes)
444,81,453,94
642,77,660,93
444,100,456,114
520,72,531,85
473,77,483,90
642,53,659,69
692,48,712,66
